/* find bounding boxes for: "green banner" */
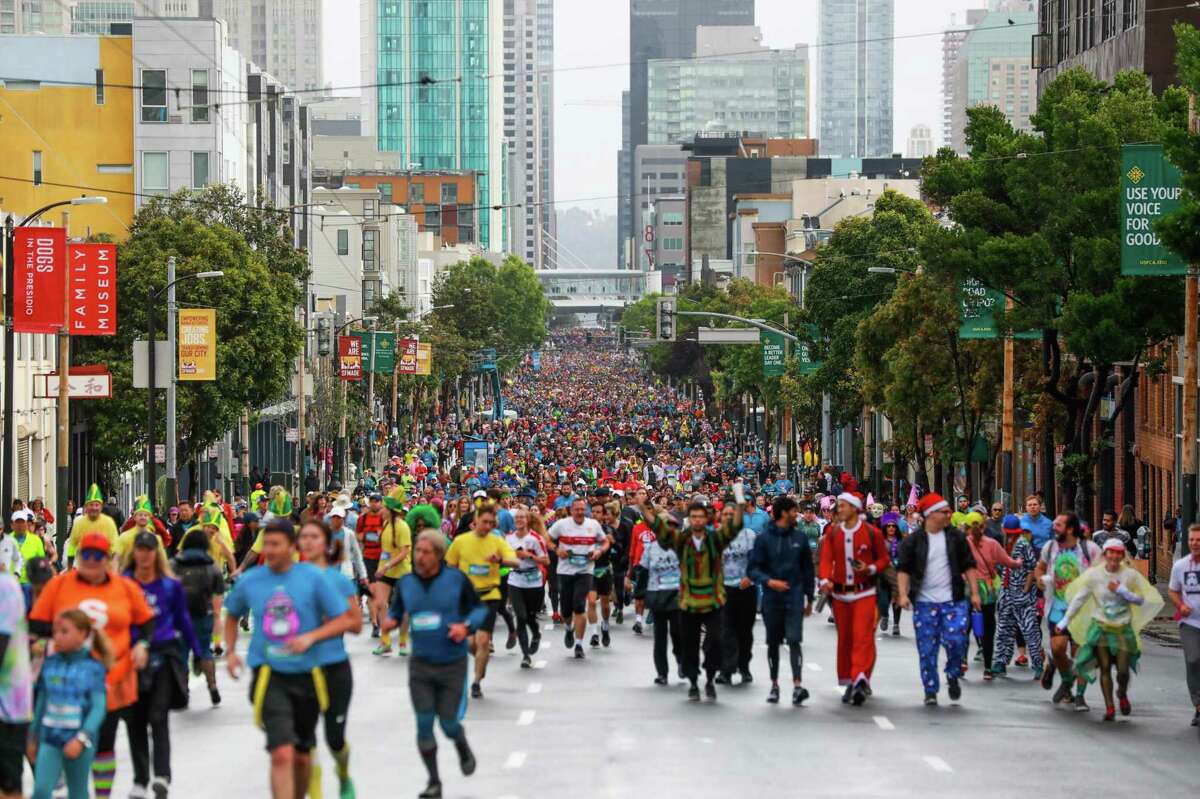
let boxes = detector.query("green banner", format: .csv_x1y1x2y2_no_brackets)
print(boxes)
355,331,396,373
1120,143,1186,276
761,330,786,377
797,340,821,376
959,279,1039,340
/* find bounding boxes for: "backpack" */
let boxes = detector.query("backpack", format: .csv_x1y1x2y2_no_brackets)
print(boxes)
177,559,215,617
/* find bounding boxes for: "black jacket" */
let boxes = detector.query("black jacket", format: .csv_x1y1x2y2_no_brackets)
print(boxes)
895,527,977,603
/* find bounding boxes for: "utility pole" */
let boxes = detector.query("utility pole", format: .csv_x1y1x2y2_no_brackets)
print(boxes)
366,319,377,475
1186,96,1199,529
391,319,400,433
1001,294,1015,503
296,352,306,495
165,256,177,508
782,310,792,478
146,276,158,507
55,210,71,553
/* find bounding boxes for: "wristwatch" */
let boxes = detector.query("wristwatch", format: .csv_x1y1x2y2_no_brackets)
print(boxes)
74,732,93,750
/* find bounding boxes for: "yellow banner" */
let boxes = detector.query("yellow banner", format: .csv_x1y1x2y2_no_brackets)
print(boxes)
416,342,432,376
178,308,216,381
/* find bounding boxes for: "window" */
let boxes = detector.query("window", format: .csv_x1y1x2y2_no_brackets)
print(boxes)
142,152,168,195
379,182,393,203
191,152,209,188
1123,0,1138,31
425,203,441,229
361,229,377,271
409,182,424,204
32,151,42,186
141,69,167,122
191,69,209,122
95,69,104,104
440,182,457,204
662,211,684,226
363,199,377,220
1102,0,1117,39
337,229,349,255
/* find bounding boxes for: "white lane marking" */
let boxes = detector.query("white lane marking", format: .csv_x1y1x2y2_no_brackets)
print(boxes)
504,751,528,770
533,659,548,669
698,737,714,744
923,756,953,773
806,662,822,672
544,624,555,631
527,682,543,694
517,710,536,726
873,716,895,730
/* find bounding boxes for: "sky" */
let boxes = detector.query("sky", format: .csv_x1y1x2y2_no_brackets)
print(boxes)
323,0,989,215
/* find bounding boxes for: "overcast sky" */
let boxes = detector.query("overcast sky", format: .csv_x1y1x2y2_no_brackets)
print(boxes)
323,0,988,214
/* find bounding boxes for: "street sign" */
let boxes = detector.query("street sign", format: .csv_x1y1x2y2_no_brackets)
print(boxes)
761,330,786,377
1120,143,1186,276
285,428,299,443
697,327,761,344
154,444,166,464
35,369,112,399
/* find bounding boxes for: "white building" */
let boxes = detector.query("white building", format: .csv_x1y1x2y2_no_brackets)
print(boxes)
906,124,935,159
131,16,250,203
0,0,198,33
211,0,324,93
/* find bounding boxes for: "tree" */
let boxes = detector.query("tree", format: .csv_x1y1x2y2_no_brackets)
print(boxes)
73,186,305,484
921,67,1188,512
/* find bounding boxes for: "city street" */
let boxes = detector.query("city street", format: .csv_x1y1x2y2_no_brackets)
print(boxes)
116,609,1198,799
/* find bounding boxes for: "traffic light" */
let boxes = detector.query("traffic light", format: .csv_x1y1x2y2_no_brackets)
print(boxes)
317,316,332,357
656,297,676,342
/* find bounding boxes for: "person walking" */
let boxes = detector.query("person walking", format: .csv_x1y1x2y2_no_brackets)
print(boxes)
717,502,757,687
963,512,1023,681
1168,522,1200,727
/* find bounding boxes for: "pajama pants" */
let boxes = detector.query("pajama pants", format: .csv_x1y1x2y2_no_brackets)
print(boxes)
913,600,969,694
993,595,1043,671
831,595,878,685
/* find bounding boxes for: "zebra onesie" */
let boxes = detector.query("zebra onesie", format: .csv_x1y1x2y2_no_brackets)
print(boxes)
992,534,1044,673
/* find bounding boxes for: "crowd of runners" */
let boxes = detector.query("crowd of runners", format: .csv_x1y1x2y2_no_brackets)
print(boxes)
0,331,1196,799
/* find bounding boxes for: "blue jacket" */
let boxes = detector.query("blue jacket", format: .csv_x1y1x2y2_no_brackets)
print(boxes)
389,567,488,665
748,520,815,609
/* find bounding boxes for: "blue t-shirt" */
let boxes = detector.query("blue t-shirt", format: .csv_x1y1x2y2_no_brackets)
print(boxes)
312,566,355,667
224,562,347,674
1020,513,1054,551
496,507,515,535
743,508,770,535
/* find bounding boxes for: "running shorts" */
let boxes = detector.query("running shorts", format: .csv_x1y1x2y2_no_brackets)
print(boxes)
558,573,593,615
364,558,380,584
250,668,322,753
409,656,469,721
478,599,501,635
592,570,613,598
762,604,806,646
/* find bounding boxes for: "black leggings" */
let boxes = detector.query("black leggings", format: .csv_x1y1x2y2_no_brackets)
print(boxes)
547,552,560,613
970,603,998,670
509,585,544,656
720,585,756,676
128,664,172,787
497,575,516,636
650,603,681,678
321,659,353,753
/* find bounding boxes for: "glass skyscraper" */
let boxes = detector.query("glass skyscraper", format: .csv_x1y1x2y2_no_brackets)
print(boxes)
818,0,894,158
369,0,504,250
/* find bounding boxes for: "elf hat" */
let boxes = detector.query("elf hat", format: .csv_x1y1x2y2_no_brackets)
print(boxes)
133,495,154,515
85,484,104,505
269,489,293,517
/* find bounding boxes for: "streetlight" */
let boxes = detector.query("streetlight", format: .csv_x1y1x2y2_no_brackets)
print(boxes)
867,265,921,275
3,195,107,537
329,315,376,488
146,261,223,510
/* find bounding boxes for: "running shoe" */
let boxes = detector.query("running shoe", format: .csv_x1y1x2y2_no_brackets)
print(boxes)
152,778,169,799
397,641,410,657
455,738,477,776
520,655,532,669
529,634,541,655
574,644,585,659
1052,682,1073,705
1119,694,1132,716
632,621,644,635
891,626,900,637
947,678,962,701
991,664,1007,677
614,607,623,624
974,650,983,662
1192,710,1200,727
851,682,867,706
1074,694,1090,712
590,634,600,648
827,615,836,625
506,631,518,650
564,628,574,649
601,628,611,648
552,612,563,625
372,645,391,656
371,625,380,639
1015,653,1029,667
767,685,780,704
924,694,938,706
418,781,442,798
714,673,730,685
212,644,224,657
209,687,221,707
705,681,717,701
470,682,483,699
792,686,809,706
654,675,669,686
687,685,701,702
739,670,753,684
1103,705,1116,722
879,618,889,632
1041,665,1057,691
841,684,853,704
339,778,355,799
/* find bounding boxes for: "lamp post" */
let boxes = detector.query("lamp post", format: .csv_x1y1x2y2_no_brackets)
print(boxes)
332,315,375,487
4,195,107,532
145,266,223,510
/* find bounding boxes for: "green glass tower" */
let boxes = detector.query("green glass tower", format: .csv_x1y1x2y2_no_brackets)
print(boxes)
373,0,503,250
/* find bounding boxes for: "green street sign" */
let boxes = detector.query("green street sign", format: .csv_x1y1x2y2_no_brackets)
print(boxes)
355,331,397,373
761,330,786,377
1120,143,1186,276
959,279,1039,340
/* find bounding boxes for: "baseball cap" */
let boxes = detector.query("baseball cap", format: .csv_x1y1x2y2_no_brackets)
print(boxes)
329,506,347,518
1002,514,1022,533
472,490,487,500
24,556,53,586
368,492,383,501
79,531,111,553
9,511,28,523
133,531,159,550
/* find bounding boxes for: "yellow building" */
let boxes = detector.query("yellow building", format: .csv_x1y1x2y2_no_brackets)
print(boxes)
0,35,135,237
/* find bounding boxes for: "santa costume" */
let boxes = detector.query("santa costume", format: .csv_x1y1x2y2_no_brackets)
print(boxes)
818,491,890,705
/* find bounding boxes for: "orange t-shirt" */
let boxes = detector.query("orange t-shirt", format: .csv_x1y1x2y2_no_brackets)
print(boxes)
30,570,154,710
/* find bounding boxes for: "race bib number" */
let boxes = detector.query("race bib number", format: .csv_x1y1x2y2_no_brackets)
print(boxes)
43,701,82,729
658,573,680,589
411,611,443,632
468,563,491,576
569,554,589,567
365,532,380,543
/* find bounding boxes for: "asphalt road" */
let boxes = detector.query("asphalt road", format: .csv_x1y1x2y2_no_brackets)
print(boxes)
103,606,1198,799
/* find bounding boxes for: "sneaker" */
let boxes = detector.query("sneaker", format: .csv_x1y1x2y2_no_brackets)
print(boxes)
396,641,410,657
130,785,148,799
601,628,611,648
506,631,518,650
991,664,1007,677
1052,682,1073,705
529,634,541,655
654,675,669,686
152,778,169,799
1104,705,1116,722
455,738,476,776
982,671,994,682
924,693,938,706
520,655,532,669
1119,695,1132,716
687,685,701,702
947,678,962,701
827,615,836,625
470,682,483,699
239,616,250,632
339,778,355,799
371,645,391,656
1074,694,1090,712
841,684,853,704
552,612,563,625
792,686,809,706
209,687,221,707
879,617,889,632
1191,710,1200,727
632,621,644,636
574,644,585,660
371,625,380,639
891,626,900,637
589,634,600,648
1015,653,1029,667
974,650,984,662
418,781,442,799
739,670,753,685
851,683,867,706
212,644,224,657
767,685,780,704
1032,665,1043,682
714,673,730,685
614,607,623,624
704,681,717,701
564,628,575,649
1041,666,1057,691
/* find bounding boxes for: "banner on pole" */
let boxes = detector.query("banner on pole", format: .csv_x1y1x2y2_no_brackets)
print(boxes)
1120,143,1186,276
761,330,786,377
397,338,420,374
355,331,396,373
959,279,1039,340
67,243,117,336
178,308,217,381
416,342,432,376
12,227,66,333
338,335,363,380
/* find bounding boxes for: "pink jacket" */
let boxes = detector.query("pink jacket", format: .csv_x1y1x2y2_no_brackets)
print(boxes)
967,535,1022,582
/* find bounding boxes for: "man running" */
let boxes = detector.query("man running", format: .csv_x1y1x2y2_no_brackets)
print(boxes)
585,499,616,649
383,531,486,799
1168,522,1200,727
546,498,608,659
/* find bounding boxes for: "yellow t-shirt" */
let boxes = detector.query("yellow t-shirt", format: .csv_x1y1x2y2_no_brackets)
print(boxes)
66,514,119,557
379,519,413,580
445,533,515,601
112,526,166,562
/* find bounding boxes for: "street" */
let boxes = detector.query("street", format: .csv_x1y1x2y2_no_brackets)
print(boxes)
115,609,1198,799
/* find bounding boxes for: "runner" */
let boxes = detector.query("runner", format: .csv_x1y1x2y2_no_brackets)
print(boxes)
64,485,119,566
624,489,656,635
992,514,1044,681
353,493,388,638
443,503,519,696
505,506,549,668
170,528,224,706
546,498,607,660
717,500,758,687
373,488,417,657
382,531,484,799
1168,522,1200,726
585,499,616,649
222,519,358,799
640,512,683,685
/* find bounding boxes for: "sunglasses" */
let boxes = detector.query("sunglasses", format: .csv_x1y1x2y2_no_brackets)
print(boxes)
78,549,107,562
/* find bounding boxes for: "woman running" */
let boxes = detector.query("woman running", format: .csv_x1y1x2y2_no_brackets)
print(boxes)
505,506,549,668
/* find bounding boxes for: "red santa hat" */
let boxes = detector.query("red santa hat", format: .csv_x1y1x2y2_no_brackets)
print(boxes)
837,491,864,511
917,492,950,515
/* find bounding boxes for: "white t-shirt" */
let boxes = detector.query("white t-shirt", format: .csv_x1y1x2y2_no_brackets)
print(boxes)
506,532,546,589
546,516,605,576
917,531,953,604
1169,555,1200,630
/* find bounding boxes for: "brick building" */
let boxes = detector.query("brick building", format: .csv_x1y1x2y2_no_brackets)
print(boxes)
312,170,480,248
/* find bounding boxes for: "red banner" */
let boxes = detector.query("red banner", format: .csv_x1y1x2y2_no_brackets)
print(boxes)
338,335,362,381
67,243,117,336
12,227,66,333
397,338,419,374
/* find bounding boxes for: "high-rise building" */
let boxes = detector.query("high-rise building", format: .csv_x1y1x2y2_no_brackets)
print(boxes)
504,0,555,269
905,123,934,159
621,0,754,268
211,1,324,93
948,4,1036,154
647,26,809,145
941,8,987,147
0,0,197,34
818,0,894,158
361,0,506,252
